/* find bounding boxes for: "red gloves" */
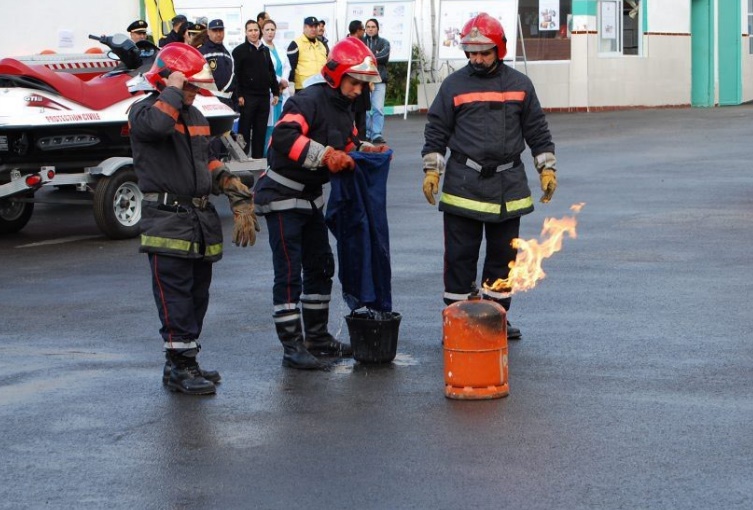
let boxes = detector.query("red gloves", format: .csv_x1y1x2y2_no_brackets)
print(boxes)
360,143,391,153
321,147,355,173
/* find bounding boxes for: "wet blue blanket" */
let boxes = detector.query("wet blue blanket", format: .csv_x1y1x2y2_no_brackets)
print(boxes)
325,150,393,312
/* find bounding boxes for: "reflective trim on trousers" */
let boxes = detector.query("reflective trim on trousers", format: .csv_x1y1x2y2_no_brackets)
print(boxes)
163,340,199,350
255,195,325,214
481,287,511,300
301,293,331,302
444,291,471,302
301,302,328,310
273,303,299,313
273,311,301,324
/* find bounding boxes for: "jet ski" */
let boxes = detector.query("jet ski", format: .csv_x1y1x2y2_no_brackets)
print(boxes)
0,34,244,238
0,34,237,175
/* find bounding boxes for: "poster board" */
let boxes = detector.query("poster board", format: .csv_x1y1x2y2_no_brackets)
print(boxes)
438,0,518,61
177,7,245,52
263,2,338,56
345,1,415,62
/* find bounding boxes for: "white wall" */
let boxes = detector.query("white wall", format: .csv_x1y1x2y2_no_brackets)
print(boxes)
648,0,690,34
0,0,139,56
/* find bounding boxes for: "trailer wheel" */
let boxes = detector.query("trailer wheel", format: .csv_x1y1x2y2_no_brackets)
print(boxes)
0,197,34,234
93,167,142,239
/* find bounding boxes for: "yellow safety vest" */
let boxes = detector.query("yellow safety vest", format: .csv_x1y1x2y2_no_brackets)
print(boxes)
293,34,327,90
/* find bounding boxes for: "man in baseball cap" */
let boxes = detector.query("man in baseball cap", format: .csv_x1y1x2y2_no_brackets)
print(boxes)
287,17,328,91
207,19,224,30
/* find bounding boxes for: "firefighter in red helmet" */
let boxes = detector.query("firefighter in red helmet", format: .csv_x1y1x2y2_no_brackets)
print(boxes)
254,37,388,370
421,13,557,340
130,43,260,394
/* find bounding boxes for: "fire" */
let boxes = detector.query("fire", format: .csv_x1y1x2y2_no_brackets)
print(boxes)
485,203,586,294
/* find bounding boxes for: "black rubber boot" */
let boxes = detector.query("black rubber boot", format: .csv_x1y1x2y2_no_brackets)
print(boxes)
276,314,330,370
302,308,352,357
162,355,221,385
507,321,522,340
165,351,216,395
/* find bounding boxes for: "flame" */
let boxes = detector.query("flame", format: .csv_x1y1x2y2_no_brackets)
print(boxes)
484,203,585,294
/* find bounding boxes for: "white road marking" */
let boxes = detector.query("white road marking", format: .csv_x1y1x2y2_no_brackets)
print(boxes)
17,235,101,248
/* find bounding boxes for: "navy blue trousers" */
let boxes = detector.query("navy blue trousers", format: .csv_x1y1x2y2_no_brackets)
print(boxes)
264,208,334,314
148,254,213,349
443,213,520,309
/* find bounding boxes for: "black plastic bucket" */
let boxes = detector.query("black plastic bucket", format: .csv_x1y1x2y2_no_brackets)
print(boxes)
345,311,402,364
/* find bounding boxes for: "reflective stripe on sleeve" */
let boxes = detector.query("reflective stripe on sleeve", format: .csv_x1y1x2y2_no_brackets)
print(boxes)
289,135,310,161
175,124,211,136
154,100,179,120
277,113,309,134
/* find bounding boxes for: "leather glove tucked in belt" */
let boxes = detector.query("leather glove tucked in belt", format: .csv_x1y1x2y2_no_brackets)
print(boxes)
534,152,557,203
321,147,355,173
231,201,260,247
218,173,252,205
217,173,260,247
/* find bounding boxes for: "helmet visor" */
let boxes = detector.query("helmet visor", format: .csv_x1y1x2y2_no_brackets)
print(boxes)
345,57,381,83
186,63,219,96
460,28,496,53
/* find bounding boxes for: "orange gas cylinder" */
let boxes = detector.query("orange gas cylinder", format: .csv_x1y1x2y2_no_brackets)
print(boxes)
443,296,509,400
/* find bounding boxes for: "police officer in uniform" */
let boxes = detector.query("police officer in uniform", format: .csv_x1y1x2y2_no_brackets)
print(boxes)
127,19,148,43
421,13,557,340
200,19,235,107
129,43,260,394
254,38,388,370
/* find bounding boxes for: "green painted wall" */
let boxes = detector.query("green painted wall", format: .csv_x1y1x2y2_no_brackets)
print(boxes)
691,0,715,107
573,0,597,17
718,0,742,105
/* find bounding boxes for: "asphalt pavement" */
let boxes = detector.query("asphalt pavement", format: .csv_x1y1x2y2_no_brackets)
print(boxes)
1,106,752,509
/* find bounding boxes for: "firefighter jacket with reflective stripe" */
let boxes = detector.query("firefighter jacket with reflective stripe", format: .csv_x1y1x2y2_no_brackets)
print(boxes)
128,88,223,261
254,83,358,215
287,34,328,90
422,63,555,223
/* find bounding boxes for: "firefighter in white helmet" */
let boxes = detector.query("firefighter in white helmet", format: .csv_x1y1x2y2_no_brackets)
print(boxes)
421,13,557,340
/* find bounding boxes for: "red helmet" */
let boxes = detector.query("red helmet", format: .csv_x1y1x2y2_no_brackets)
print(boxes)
459,13,507,60
144,42,217,96
321,37,381,88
